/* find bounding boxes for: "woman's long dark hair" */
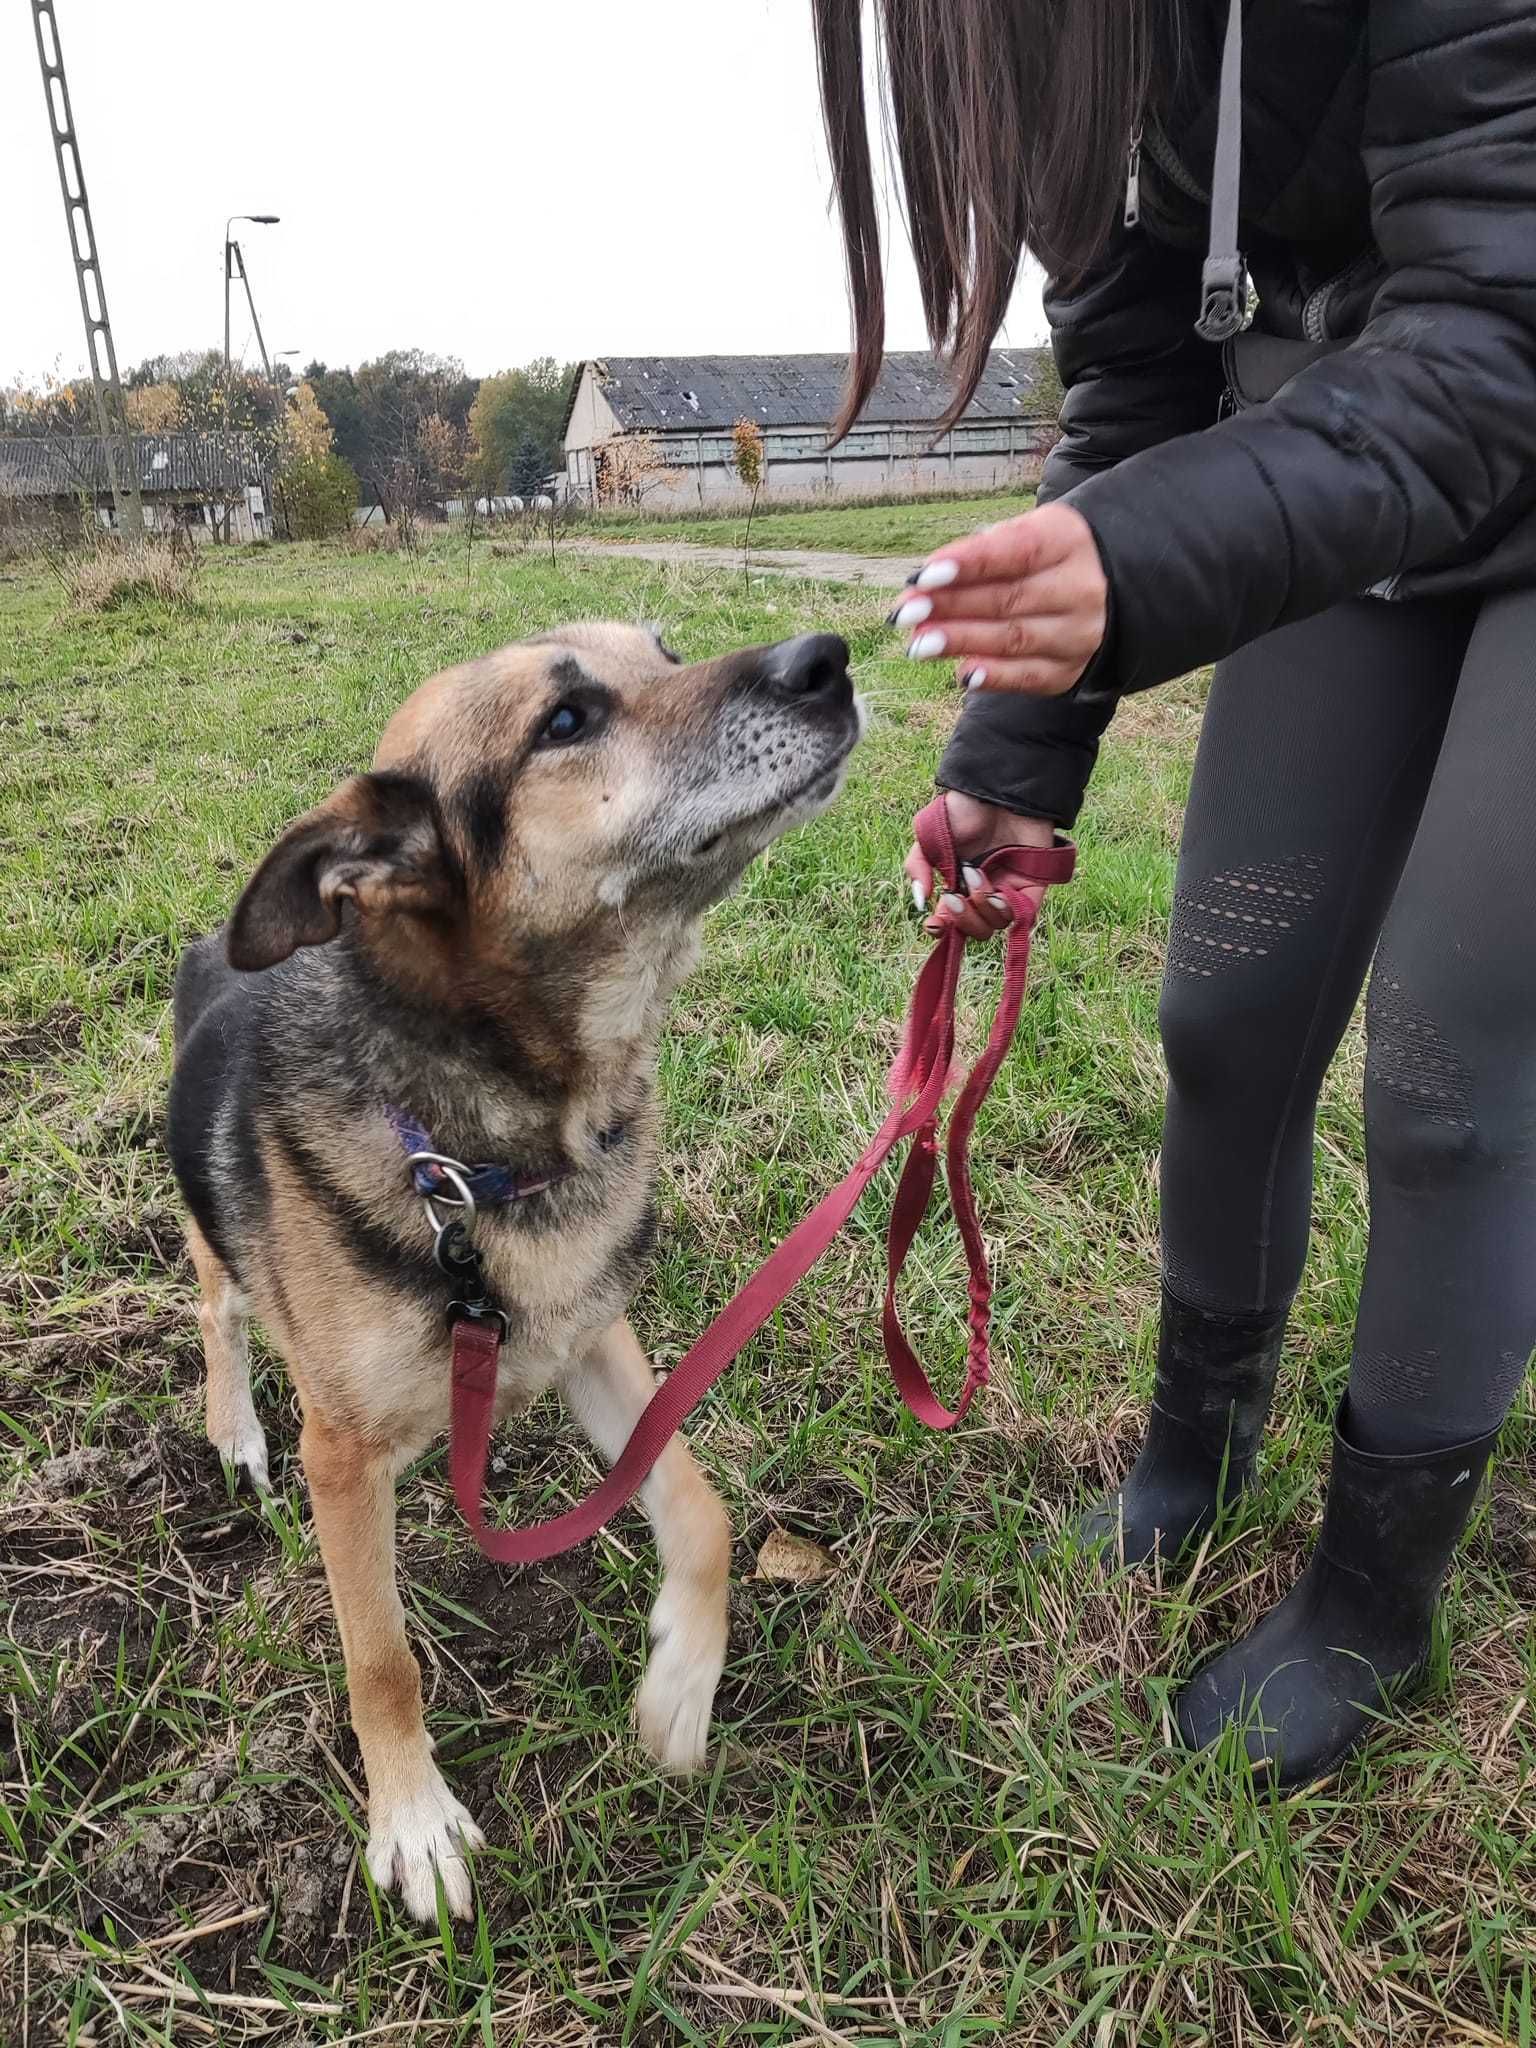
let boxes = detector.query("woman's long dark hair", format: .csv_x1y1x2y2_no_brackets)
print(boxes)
813,0,1156,434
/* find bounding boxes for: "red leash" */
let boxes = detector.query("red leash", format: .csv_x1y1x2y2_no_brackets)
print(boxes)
448,796,1075,1564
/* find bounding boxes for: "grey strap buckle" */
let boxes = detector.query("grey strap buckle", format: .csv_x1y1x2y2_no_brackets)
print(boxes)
1197,254,1248,343
1196,0,1246,344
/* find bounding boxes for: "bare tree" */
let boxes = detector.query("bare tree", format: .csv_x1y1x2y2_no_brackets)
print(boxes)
352,352,474,550
420,411,480,577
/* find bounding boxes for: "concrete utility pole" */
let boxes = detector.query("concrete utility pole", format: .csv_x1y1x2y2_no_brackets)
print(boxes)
31,0,144,539
224,217,280,382
230,244,273,381
222,216,281,542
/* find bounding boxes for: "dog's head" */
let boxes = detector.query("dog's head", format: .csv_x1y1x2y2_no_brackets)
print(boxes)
226,622,861,978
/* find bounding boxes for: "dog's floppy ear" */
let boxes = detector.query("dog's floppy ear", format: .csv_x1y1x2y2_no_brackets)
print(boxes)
227,772,455,971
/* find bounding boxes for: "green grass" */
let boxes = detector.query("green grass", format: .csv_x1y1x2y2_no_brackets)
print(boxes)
4,536,1536,2044
584,487,1036,559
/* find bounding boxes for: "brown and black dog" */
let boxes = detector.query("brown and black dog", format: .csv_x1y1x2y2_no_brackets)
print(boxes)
167,622,860,1920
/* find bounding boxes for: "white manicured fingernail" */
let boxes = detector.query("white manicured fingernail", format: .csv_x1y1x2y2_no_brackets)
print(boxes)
915,560,959,590
964,667,988,690
940,892,966,915
907,629,948,660
891,596,932,628
988,895,1009,912
911,878,928,912
962,864,984,891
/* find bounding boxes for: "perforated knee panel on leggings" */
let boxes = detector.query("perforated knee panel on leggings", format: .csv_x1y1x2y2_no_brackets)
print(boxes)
1157,590,1536,1453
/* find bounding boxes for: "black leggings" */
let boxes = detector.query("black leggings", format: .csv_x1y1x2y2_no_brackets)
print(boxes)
1159,587,1536,1454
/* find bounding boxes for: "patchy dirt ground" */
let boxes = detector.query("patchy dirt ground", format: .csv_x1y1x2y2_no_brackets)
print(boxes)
0,1404,910,2035
9,541,1536,2044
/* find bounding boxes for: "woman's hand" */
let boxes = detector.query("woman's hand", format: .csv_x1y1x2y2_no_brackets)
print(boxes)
907,794,1058,939
890,503,1107,697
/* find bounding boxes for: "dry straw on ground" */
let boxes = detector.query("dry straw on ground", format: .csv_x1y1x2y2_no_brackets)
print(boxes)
52,534,199,613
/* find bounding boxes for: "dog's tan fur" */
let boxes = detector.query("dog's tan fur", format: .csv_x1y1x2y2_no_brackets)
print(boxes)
168,622,857,1920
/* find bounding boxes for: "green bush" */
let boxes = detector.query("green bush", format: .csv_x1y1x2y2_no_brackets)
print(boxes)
279,452,359,540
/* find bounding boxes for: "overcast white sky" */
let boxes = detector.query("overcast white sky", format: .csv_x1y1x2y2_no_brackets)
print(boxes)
3,0,1045,388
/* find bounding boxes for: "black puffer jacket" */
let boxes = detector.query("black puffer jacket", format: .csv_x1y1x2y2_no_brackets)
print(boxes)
939,0,1536,829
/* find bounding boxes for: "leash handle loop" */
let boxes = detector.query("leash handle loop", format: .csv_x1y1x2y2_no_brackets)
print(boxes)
450,794,1073,1565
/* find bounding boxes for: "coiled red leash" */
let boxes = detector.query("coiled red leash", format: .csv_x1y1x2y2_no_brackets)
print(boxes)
445,795,1074,1564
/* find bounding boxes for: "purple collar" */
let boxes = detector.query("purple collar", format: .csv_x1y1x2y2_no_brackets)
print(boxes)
385,1107,565,1208
385,1108,627,1209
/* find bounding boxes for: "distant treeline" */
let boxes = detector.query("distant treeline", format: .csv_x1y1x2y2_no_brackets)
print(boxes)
2,350,576,506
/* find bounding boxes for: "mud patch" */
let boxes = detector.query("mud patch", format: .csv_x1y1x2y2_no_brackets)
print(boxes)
740,1475,867,1564
86,1726,362,1961
381,1555,616,1849
4,1421,275,1680
410,1541,611,1695
36,1440,160,1497
102,1210,182,1275
0,1311,201,1424
0,1001,86,1069
15,1420,229,1508
1482,1464,1536,1595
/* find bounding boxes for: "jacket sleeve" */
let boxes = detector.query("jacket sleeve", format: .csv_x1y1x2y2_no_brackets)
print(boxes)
1064,0,1536,697
938,223,1226,825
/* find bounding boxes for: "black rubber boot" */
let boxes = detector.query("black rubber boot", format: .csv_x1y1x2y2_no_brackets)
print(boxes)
1050,1287,1289,1565
1173,1403,1499,1785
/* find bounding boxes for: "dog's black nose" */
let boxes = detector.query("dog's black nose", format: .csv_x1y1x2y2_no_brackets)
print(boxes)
763,632,851,699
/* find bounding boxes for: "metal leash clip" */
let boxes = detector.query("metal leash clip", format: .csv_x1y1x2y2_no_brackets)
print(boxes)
405,1151,506,1334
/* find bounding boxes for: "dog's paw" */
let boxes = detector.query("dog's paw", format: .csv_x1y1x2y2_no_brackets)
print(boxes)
636,1592,727,1773
213,1419,271,1493
366,1775,485,1922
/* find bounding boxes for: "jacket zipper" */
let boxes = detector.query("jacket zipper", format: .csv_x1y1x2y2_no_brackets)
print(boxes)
1218,338,1240,420
1302,282,1331,342
1304,249,1381,343
1125,121,1211,230
1124,129,1143,228
1143,120,1209,203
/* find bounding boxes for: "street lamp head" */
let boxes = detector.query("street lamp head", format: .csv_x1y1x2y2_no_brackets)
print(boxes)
249,215,280,225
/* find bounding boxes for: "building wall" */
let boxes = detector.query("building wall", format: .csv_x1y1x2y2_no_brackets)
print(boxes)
563,368,621,494
95,489,268,541
568,419,1051,508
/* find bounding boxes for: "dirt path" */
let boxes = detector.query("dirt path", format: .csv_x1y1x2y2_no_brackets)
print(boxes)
567,538,918,589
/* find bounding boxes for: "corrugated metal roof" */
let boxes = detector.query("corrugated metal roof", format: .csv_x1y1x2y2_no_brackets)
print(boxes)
0,433,269,497
568,349,1050,437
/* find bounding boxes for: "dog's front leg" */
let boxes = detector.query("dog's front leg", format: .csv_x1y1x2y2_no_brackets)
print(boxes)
564,1319,731,1770
186,1218,268,1491
300,1411,484,1920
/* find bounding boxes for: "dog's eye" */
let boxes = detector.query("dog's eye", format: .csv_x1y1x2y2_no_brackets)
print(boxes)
539,702,587,746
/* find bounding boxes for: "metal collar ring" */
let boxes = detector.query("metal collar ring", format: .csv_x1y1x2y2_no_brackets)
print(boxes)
406,1151,479,1239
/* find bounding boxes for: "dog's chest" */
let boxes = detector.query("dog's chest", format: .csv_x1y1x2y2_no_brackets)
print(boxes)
475,1169,654,1379
333,1209,643,1450
265,1097,659,1448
